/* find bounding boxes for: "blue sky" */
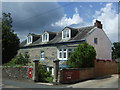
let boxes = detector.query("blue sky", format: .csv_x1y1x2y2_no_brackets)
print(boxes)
2,2,118,42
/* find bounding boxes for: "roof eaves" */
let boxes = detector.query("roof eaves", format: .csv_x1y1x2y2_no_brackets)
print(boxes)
19,39,86,49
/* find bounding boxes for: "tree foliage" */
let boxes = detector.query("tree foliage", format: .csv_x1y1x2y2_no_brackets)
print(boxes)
3,53,30,66
112,42,120,59
67,42,96,68
2,13,20,64
14,53,30,65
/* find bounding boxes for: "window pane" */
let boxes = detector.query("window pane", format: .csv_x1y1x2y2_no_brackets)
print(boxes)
41,51,44,58
66,30,69,37
43,34,45,41
64,49,66,51
45,34,47,41
64,52,66,58
59,49,62,51
63,31,66,38
29,37,31,42
94,38,98,44
68,52,71,57
59,52,62,58
68,49,72,52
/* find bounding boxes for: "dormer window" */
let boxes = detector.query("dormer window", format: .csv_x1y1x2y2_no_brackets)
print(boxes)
27,35,32,44
42,32,49,42
62,28,71,40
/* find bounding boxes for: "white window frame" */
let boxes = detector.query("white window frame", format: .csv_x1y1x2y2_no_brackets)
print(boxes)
62,28,71,40
42,32,49,42
57,48,74,60
40,51,45,60
27,35,33,44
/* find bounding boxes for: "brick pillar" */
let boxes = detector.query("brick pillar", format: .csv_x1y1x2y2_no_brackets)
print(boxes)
33,60,39,82
53,59,60,85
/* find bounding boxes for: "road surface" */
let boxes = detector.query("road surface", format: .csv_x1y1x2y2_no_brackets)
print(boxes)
2,74,119,88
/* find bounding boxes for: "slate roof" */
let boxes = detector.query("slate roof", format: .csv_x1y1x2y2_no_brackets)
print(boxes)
20,26,95,48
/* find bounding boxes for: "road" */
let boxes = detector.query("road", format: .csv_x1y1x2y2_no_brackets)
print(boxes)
67,74,119,88
2,74,119,89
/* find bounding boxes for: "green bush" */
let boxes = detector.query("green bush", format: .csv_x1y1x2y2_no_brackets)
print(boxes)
38,62,53,82
67,42,96,68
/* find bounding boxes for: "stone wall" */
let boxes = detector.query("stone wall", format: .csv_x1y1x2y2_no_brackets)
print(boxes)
19,46,57,67
2,66,33,81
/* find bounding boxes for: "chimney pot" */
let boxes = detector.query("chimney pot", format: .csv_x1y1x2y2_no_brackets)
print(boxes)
94,20,102,29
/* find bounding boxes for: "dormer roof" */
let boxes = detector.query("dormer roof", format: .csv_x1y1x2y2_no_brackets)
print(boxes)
20,25,95,47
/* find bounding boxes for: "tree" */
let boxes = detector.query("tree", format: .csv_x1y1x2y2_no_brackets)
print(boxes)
112,42,120,59
67,42,96,68
2,13,20,64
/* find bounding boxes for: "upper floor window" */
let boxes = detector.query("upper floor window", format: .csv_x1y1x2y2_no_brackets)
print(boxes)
27,35,32,44
42,32,49,42
62,28,71,39
94,38,98,44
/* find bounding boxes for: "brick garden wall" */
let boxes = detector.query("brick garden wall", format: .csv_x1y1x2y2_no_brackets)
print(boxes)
59,59,118,83
2,66,33,81
94,59,118,77
60,68,94,83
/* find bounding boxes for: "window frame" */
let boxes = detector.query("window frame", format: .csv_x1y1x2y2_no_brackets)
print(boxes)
27,35,33,44
58,48,74,60
62,28,71,40
94,38,98,44
42,32,49,42
40,51,45,60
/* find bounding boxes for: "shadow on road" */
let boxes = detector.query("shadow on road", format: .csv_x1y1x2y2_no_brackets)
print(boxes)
94,75,112,80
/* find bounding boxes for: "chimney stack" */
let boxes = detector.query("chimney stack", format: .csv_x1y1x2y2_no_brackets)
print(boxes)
94,20,102,29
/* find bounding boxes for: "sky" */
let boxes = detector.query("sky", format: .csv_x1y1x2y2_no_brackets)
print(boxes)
2,2,119,42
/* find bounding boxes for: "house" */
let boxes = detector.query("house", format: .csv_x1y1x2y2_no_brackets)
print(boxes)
19,20,112,75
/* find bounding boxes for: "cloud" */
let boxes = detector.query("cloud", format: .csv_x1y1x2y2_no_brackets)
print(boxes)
51,7,83,27
2,2,64,41
93,3,118,42
89,5,93,8
79,5,82,8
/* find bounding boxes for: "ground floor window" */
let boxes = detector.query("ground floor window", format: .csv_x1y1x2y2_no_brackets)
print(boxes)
58,48,74,60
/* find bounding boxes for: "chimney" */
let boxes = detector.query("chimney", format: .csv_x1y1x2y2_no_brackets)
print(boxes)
94,20,102,29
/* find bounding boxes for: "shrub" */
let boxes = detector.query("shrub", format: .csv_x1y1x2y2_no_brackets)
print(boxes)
67,42,96,68
37,62,53,82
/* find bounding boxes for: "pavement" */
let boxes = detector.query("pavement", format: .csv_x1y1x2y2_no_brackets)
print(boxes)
1,74,119,88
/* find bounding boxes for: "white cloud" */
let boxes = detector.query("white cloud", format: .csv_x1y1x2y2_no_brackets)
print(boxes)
51,7,83,27
80,5,82,8
89,5,93,8
93,3,118,42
